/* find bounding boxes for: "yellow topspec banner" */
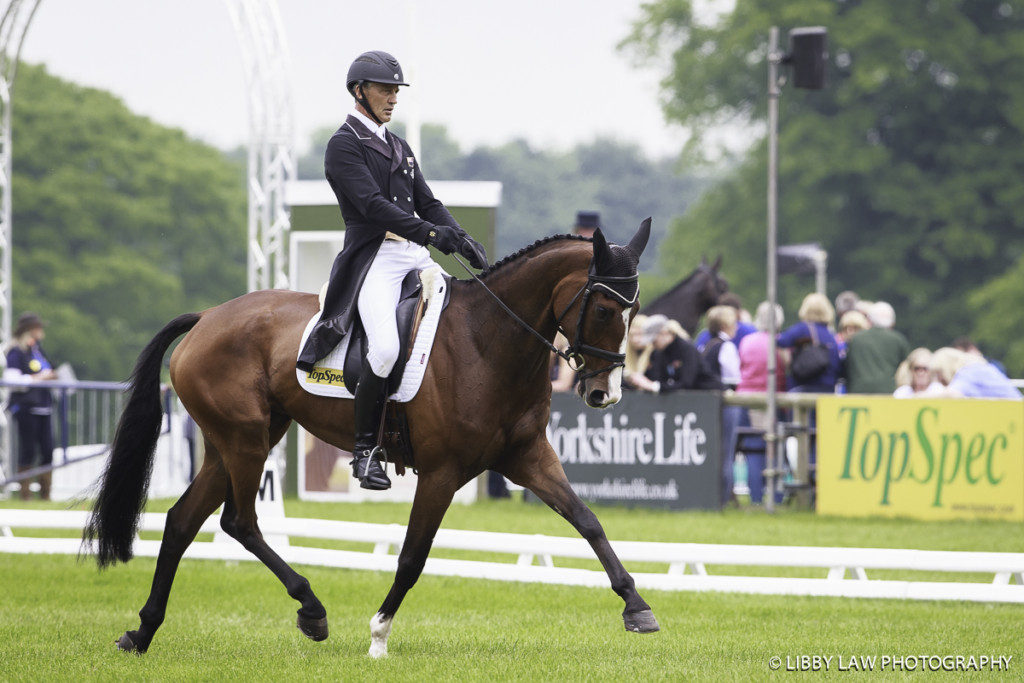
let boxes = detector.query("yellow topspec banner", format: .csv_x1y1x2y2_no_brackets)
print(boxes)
817,396,1024,521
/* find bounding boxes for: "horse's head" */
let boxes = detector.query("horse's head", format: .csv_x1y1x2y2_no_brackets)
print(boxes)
698,255,729,308
554,218,651,409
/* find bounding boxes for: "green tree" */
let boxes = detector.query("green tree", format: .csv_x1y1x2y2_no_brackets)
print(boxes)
295,125,337,180
970,253,1024,374
11,64,246,379
624,0,1024,373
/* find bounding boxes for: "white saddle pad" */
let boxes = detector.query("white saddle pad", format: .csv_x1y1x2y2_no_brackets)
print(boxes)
295,267,447,402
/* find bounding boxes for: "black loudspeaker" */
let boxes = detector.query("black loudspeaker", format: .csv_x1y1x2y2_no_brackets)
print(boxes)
789,27,828,89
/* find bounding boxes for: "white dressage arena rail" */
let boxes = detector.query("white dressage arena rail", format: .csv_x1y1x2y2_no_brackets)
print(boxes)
1,509,1023,603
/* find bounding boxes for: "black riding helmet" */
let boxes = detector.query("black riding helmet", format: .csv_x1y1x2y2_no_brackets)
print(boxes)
346,50,409,125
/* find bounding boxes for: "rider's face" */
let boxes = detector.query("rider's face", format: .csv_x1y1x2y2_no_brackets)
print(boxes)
359,82,399,123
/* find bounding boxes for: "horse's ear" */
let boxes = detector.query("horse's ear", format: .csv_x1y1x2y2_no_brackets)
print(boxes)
711,255,723,272
701,254,708,266
627,217,651,257
592,228,614,272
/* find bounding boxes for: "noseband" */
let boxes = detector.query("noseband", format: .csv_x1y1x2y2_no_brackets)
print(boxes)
453,256,636,382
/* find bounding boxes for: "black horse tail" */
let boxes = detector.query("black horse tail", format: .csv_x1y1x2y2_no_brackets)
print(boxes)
83,312,201,569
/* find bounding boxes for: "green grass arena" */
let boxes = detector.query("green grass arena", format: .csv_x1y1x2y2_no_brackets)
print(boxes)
2,498,1022,679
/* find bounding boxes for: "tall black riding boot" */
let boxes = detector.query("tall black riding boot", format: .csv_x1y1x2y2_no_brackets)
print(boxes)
351,365,391,490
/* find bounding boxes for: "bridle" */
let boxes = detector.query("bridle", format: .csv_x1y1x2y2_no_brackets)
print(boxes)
552,270,638,380
452,256,636,381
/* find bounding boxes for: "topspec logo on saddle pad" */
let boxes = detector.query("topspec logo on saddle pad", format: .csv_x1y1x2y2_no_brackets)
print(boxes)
305,367,344,387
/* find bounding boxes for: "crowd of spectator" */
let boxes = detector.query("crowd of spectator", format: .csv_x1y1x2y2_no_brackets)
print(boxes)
599,290,1020,400
548,288,1022,506
550,288,1023,402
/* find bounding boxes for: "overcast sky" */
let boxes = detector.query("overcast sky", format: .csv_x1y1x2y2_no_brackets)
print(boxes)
19,0,690,158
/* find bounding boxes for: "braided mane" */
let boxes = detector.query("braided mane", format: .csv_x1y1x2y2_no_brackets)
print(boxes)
477,234,592,280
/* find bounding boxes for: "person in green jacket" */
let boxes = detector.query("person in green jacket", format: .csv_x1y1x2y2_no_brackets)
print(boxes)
843,301,910,394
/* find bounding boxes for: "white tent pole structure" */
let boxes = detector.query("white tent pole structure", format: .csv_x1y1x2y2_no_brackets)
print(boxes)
0,0,41,496
0,0,41,351
764,26,782,513
225,0,296,293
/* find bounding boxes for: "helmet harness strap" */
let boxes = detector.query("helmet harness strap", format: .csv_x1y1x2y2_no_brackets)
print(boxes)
354,81,384,126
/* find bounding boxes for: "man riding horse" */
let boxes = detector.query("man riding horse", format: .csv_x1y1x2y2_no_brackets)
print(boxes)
296,50,488,491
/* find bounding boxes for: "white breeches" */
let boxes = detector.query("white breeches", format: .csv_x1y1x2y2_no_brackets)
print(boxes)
358,240,442,378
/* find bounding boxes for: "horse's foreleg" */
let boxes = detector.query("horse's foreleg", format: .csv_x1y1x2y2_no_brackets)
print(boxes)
369,470,459,658
118,456,227,653
502,440,660,633
219,447,328,642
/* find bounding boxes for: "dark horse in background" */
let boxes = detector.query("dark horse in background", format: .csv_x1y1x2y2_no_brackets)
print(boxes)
85,220,660,657
641,256,728,335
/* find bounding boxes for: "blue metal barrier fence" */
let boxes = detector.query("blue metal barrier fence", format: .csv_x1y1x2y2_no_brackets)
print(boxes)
0,380,176,494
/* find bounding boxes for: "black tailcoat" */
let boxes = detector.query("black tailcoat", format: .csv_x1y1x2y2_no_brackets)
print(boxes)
645,337,724,392
297,115,457,371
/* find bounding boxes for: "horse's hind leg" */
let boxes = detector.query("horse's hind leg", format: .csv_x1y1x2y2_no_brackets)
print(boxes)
501,439,660,634
217,418,328,642
117,453,227,653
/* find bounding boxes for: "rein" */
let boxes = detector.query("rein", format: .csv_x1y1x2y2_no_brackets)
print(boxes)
451,255,632,381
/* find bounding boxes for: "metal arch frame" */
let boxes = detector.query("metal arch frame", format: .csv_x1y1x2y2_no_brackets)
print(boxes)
0,0,40,346
225,0,295,293
0,0,40,496
0,0,296,321
0,0,294,493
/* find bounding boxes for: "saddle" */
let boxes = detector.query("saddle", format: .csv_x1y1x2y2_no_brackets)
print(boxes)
302,267,453,474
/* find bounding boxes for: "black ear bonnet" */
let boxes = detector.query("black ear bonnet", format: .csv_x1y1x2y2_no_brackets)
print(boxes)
589,219,651,306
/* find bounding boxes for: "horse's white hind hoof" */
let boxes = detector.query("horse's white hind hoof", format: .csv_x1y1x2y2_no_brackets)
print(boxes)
368,612,392,658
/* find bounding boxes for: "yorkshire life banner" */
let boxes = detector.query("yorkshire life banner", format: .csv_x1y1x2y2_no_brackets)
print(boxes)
547,392,722,510
817,396,1024,521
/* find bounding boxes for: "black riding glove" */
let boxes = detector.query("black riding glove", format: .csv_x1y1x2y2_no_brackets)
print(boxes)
459,235,489,270
426,224,462,255
428,225,489,270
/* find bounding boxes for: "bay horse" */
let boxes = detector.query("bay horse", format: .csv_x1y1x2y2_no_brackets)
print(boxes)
641,255,727,335
85,219,660,657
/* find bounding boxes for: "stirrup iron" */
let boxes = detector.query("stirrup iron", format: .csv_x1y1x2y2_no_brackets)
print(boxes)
353,445,391,490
